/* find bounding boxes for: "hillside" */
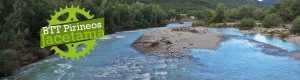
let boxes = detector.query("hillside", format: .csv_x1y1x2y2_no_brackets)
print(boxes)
121,0,278,13
121,0,278,7
259,0,278,6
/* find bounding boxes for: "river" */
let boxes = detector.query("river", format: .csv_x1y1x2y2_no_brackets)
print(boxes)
5,22,300,80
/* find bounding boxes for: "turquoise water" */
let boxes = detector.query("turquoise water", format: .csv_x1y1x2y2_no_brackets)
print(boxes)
192,28,300,80
5,24,300,80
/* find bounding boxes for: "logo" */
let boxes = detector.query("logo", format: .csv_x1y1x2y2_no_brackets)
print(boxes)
40,5,105,60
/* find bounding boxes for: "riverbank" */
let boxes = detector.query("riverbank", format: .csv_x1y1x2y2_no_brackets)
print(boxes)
201,21,300,60
200,21,300,46
0,43,51,77
132,27,225,57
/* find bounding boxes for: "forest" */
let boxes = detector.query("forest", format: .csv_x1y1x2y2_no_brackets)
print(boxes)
0,0,167,76
0,0,300,77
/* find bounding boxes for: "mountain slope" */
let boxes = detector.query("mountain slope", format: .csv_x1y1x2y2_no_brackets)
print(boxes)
259,0,278,6
122,0,278,7
120,0,278,13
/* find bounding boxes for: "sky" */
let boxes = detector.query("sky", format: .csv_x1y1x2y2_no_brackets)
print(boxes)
258,0,263,2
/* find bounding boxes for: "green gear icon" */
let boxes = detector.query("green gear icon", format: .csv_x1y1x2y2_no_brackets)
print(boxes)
48,5,97,60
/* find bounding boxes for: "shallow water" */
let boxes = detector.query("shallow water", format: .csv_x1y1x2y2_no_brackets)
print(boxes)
5,24,300,80
193,28,300,80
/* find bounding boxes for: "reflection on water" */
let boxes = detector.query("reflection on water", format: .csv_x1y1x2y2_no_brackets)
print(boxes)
6,25,300,80
192,28,300,80
192,38,300,80
246,34,300,52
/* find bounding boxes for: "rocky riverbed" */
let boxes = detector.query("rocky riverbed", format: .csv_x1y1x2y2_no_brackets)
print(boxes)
132,27,226,57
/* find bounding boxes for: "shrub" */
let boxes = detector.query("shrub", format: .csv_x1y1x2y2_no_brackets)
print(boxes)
193,20,207,26
291,16,300,33
239,5,254,18
253,9,269,20
189,8,216,23
274,0,296,22
262,13,283,28
238,18,255,30
200,9,216,23
0,49,19,77
214,3,226,23
225,8,240,22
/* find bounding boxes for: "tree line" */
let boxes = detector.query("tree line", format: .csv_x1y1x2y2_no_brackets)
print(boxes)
190,0,300,32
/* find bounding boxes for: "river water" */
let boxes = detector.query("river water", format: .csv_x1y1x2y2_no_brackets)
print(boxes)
5,22,300,80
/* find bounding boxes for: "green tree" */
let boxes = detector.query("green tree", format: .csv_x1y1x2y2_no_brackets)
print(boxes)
291,0,300,16
253,9,269,20
239,5,254,18
238,18,255,30
189,8,216,23
273,0,295,22
28,0,55,35
200,8,216,23
0,0,31,77
166,9,179,19
147,4,166,25
0,0,3,15
0,49,19,77
291,16,300,33
104,2,166,33
131,2,145,27
224,8,239,21
262,13,283,28
214,3,226,23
